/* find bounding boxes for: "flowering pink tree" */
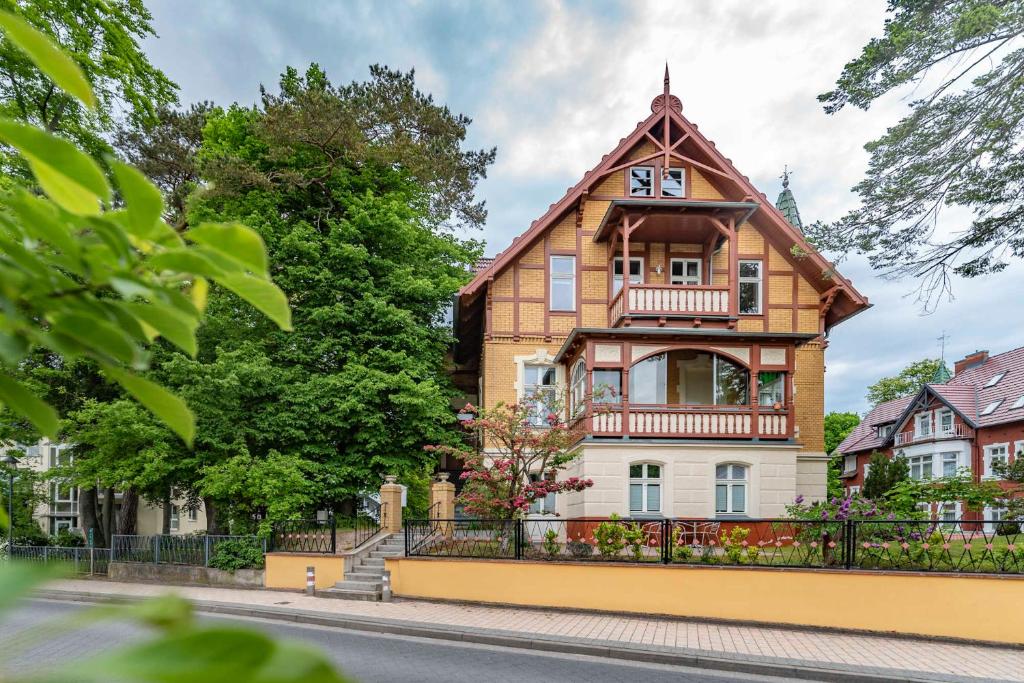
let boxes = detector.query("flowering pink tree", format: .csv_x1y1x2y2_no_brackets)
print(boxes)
426,394,593,519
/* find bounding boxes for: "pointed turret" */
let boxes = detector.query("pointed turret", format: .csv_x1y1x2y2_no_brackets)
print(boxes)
930,360,952,384
775,166,803,232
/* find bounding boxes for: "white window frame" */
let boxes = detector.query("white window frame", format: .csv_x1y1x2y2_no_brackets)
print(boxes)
738,260,762,315
570,359,586,417
669,258,702,285
170,504,180,532
612,256,644,296
528,471,556,515
863,463,871,480
939,451,960,478
524,363,558,427
937,409,954,435
843,454,856,475
629,462,662,515
984,505,1010,533
876,424,893,439
907,453,934,481
914,412,932,438
985,371,1006,388
629,166,654,197
984,443,1009,480
661,167,685,197
1012,395,1024,410
715,463,748,515
549,255,576,311
938,501,962,530
849,485,861,495
981,400,1002,416
188,507,198,522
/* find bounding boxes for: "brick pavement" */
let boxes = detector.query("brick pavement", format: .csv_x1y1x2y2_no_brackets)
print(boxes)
36,579,1023,682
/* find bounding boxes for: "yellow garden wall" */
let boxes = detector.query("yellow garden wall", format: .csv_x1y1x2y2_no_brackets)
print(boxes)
264,553,344,590
386,557,1024,645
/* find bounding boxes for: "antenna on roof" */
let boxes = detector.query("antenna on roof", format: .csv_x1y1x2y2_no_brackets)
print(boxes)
937,330,950,363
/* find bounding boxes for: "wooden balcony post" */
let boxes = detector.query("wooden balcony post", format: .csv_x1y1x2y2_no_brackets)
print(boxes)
727,216,738,318
622,341,631,437
621,215,631,322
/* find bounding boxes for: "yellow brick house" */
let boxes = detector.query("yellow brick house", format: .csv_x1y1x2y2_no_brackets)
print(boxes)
450,70,869,520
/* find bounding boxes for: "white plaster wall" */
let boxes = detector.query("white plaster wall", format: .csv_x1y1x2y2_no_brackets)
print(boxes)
795,454,828,503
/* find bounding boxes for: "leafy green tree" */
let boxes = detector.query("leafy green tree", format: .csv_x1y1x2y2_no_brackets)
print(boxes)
0,461,48,545
824,411,860,499
811,2,1024,303
0,0,177,163
862,452,909,501
866,358,942,406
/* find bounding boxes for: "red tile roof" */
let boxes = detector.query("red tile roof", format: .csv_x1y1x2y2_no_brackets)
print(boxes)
473,257,495,273
836,395,914,455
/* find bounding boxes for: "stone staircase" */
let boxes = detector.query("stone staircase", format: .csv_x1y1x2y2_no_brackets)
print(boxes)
324,534,403,601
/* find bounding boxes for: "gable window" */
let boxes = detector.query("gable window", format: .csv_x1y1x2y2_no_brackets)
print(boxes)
843,454,856,474
937,409,954,435
661,168,684,197
612,256,643,295
757,372,785,406
981,400,1002,416
549,255,575,311
985,372,1006,388
524,364,557,427
940,452,959,477
670,258,701,285
629,166,654,197
715,464,748,515
738,261,762,314
914,412,932,438
907,454,933,480
570,360,586,416
629,463,661,514
876,424,894,439
592,369,621,403
983,443,1008,479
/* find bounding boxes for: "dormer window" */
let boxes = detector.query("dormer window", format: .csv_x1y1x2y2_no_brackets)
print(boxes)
876,424,893,439
629,166,654,197
914,412,932,437
985,371,1006,388
981,400,1002,416
662,168,684,197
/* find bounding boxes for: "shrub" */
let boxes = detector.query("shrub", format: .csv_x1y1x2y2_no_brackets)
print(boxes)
996,521,1021,536
208,538,264,572
542,529,560,558
51,529,85,548
720,526,759,564
567,540,593,558
593,515,626,558
623,522,645,560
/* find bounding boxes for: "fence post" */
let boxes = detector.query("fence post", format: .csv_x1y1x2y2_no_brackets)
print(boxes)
306,565,315,595
74,548,79,575
204,535,211,567
89,546,94,575
153,536,160,565
662,519,670,564
844,519,853,570
514,519,523,560
43,546,48,562
330,514,337,555
404,520,410,557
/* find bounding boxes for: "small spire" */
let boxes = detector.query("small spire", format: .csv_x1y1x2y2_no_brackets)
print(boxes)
780,164,791,189
775,166,803,232
664,63,670,96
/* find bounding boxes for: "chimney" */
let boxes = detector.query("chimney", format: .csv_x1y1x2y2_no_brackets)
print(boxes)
954,350,989,376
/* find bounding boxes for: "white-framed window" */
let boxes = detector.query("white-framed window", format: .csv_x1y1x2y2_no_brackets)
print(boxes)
981,400,1002,416
914,412,932,438
940,451,959,478
524,364,557,427
938,502,961,529
48,445,72,469
570,359,586,416
715,464,748,515
528,472,555,515
661,168,684,197
629,463,661,514
188,507,198,522
670,258,701,285
876,423,894,439
629,166,654,197
937,409,954,435
843,454,856,474
907,454,933,480
985,372,1007,388
170,504,180,532
863,463,871,480
984,443,1008,479
738,260,762,314
849,485,861,496
984,505,1010,532
549,255,575,311
49,481,77,516
612,256,643,295
1016,441,1024,459
757,371,785,406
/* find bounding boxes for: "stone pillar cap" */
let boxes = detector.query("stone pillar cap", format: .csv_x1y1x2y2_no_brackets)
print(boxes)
384,474,398,484
435,472,450,482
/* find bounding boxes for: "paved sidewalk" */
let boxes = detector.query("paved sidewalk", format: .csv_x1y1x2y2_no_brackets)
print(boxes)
32,579,1021,682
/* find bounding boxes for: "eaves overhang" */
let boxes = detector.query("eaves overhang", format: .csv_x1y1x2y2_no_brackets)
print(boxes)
592,199,761,242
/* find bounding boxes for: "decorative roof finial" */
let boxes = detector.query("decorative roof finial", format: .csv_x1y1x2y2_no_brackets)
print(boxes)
780,164,791,189
664,62,670,96
651,64,682,114
775,166,803,232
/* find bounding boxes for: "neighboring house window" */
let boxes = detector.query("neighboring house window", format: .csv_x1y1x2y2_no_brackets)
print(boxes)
863,463,871,480
715,464,748,515
170,505,180,532
907,454,933,480
738,261,762,314
550,256,575,310
661,168,685,197
612,256,643,295
524,364,557,427
849,485,861,495
629,463,661,514
940,452,959,477
669,258,701,285
592,369,621,403
757,371,785,406
629,166,654,197
937,409,953,434
985,371,1006,388
985,506,1009,532
843,454,856,474
188,507,198,522
876,424,893,439
984,444,1008,479
981,400,1002,416
938,502,961,529
570,360,586,416
914,412,932,438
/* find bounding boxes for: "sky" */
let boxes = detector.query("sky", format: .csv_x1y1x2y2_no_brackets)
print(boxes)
142,0,1024,416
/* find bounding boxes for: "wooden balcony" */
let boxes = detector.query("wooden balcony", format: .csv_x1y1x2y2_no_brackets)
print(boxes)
609,284,730,325
569,403,791,441
893,423,972,446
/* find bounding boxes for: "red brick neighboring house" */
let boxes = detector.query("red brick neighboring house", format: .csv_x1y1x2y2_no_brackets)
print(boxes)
836,347,1024,526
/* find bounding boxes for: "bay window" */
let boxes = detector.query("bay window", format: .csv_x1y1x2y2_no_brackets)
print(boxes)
592,369,621,403
757,372,785,406
570,360,586,416
907,454,933,480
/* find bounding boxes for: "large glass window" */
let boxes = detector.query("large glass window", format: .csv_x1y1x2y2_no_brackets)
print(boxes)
612,257,643,295
570,360,586,416
715,356,749,405
907,454,933,480
670,258,701,285
524,364,557,427
550,256,575,311
629,463,661,514
757,372,785,406
592,369,621,403
629,166,654,197
940,452,959,477
661,168,684,197
984,444,1008,479
738,261,762,314
715,464,748,514
629,353,667,404
629,351,748,405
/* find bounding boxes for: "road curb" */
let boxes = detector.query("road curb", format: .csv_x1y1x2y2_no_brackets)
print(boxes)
30,589,960,683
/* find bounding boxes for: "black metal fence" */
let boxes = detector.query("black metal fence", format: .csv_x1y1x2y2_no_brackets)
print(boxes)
270,518,336,553
405,517,1024,574
111,535,264,567
9,545,110,575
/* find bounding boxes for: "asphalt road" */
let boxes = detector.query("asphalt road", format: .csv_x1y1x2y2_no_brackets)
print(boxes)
0,599,810,683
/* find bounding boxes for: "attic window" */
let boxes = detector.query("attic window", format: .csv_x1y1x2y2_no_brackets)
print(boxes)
629,167,654,197
984,372,1007,388
876,424,893,439
662,168,684,197
1012,395,1024,409
981,400,1003,416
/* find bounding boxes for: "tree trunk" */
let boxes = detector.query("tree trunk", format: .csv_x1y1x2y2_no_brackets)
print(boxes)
101,486,115,544
161,492,172,535
79,488,104,548
116,489,139,535
203,496,226,535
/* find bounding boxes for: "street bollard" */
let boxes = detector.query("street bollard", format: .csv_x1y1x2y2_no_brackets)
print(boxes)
381,570,392,602
306,565,315,595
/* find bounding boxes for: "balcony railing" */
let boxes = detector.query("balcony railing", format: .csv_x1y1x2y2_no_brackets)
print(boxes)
893,423,972,446
609,284,730,324
572,403,790,440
